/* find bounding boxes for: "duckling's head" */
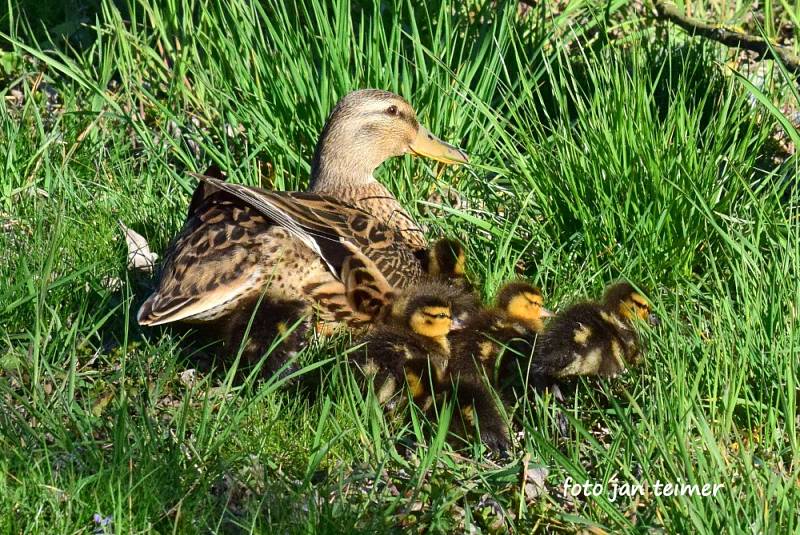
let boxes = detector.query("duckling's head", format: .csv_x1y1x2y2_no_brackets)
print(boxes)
425,238,468,280
495,281,553,333
603,282,659,326
390,280,479,327
310,89,468,192
404,295,455,339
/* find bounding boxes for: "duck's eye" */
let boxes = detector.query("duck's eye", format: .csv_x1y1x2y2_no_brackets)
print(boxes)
386,105,399,116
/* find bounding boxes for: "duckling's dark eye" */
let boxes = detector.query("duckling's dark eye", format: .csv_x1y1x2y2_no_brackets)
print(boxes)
386,105,399,116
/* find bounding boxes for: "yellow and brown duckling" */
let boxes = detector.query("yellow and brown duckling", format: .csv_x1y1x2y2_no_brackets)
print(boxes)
350,282,511,453
421,238,469,283
532,281,658,380
350,286,462,410
138,90,469,377
448,281,553,388
435,282,552,450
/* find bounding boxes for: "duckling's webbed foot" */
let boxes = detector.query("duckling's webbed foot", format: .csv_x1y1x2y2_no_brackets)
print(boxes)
481,428,511,459
451,381,510,455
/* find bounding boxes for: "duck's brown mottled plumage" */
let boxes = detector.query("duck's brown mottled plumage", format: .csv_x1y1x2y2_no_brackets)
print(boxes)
138,186,425,328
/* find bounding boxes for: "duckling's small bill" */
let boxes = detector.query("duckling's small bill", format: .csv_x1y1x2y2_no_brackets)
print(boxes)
408,125,469,165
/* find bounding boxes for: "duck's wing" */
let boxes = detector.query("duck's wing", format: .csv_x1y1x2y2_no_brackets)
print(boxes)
187,164,226,217
192,175,423,311
137,196,277,326
340,248,397,320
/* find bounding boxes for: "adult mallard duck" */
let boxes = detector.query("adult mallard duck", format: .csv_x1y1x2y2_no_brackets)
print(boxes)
137,90,467,343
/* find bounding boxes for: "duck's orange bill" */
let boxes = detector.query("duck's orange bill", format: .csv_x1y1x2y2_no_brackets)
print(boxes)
409,124,468,164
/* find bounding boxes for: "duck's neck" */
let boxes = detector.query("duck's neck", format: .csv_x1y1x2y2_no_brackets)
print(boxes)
432,335,450,356
522,317,545,334
308,134,383,194
309,161,379,194
308,134,427,249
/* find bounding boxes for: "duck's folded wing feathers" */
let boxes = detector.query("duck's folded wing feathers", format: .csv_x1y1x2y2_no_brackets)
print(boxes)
191,174,423,303
137,200,270,326
189,175,339,272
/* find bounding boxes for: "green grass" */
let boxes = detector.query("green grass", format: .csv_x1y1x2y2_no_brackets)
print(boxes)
1,0,798,532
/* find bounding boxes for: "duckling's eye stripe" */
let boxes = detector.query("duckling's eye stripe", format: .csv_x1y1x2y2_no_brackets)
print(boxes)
520,292,542,304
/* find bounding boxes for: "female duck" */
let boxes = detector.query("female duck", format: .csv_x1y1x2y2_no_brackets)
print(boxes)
138,91,468,374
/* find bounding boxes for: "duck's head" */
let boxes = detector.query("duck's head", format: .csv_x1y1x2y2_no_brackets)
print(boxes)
425,238,468,280
310,89,468,192
405,295,456,339
495,281,553,333
603,282,659,326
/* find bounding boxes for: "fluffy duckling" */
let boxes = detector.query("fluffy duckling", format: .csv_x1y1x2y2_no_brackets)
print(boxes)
386,277,481,328
449,281,553,387
209,297,310,380
351,290,459,409
351,282,509,453
422,238,468,281
438,282,552,449
532,281,658,379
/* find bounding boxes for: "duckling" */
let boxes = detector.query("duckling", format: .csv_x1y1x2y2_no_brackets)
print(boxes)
208,297,310,380
351,289,458,410
449,281,552,388
139,91,469,377
385,278,481,327
420,238,468,280
437,282,552,448
351,282,510,452
532,281,658,380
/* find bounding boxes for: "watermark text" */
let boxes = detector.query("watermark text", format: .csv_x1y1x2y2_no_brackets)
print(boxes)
562,477,724,502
